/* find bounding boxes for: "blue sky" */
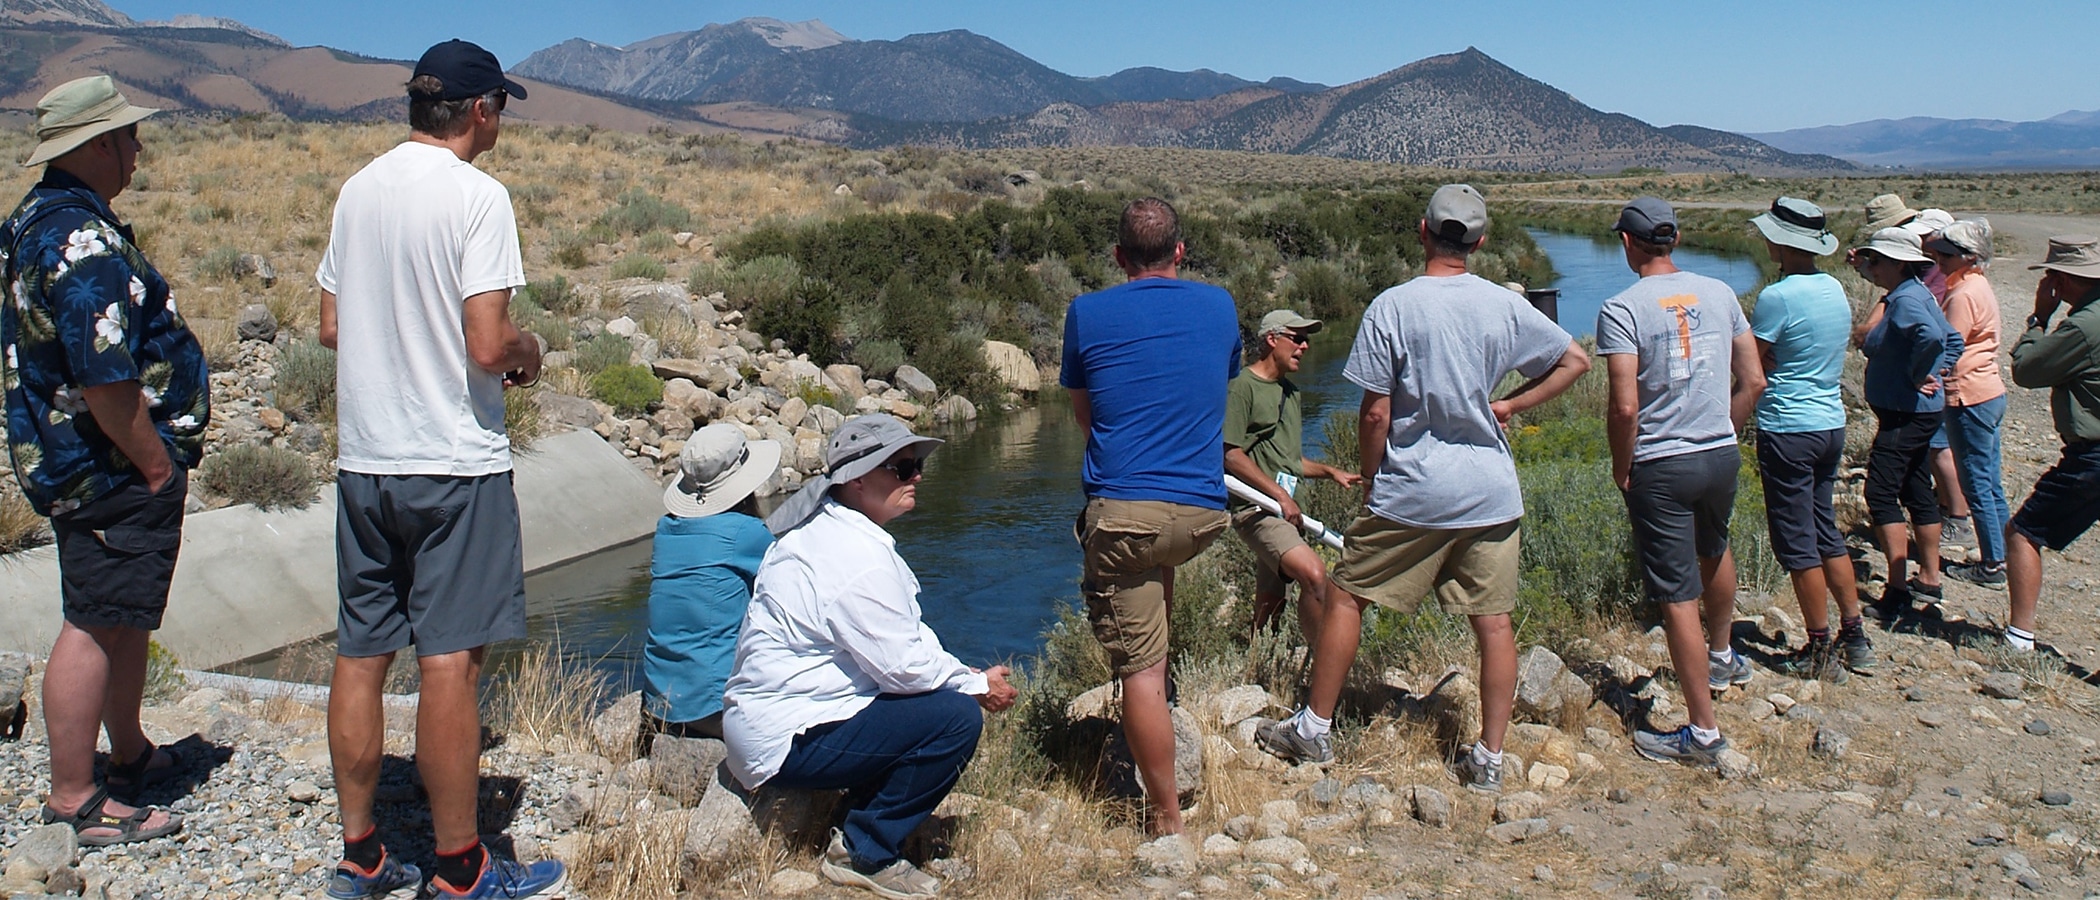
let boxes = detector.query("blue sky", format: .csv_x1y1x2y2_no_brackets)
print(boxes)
119,0,2098,133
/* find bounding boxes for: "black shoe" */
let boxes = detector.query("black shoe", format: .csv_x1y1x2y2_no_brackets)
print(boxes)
1871,584,1912,620
1839,629,1877,672
1945,561,2007,589
1906,578,1945,601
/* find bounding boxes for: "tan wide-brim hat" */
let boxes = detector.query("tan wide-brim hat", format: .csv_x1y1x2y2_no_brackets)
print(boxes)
1857,227,1932,264
21,75,159,169
2028,234,2100,279
1862,193,1921,233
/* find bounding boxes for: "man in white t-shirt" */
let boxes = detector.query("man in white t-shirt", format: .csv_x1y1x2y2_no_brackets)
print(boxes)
315,40,560,900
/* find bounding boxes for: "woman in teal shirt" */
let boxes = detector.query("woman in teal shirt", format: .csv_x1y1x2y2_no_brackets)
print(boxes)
642,425,781,745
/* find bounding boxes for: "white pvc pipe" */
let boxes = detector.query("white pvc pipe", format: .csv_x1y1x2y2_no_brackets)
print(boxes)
1223,474,1346,551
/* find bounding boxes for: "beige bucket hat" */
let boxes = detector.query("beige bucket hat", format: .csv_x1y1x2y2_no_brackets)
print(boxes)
1856,227,1932,264
2028,235,2100,279
663,424,781,519
1863,194,1921,232
21,75,158,168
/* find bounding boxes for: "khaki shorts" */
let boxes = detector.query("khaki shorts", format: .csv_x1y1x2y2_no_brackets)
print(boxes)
1077,498,1229,676
1231,505,1310,597
1330,515,1521,617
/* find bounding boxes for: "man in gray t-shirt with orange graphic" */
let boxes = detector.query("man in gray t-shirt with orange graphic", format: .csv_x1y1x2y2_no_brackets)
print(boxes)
1596,197,1766,769
1258,185,1590,795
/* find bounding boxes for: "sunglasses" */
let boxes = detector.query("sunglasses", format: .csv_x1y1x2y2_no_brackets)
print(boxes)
1271,331,1311,346
879,456,924,481
484,90,507,113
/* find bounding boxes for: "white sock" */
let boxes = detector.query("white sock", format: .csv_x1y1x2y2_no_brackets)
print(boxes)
1293,708,1332,741
1689,724,1722,745
2006,626,2036,652
1471,741,1503,767
1708,648,1734,665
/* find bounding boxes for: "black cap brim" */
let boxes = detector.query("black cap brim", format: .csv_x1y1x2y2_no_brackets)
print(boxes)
503,78,527,101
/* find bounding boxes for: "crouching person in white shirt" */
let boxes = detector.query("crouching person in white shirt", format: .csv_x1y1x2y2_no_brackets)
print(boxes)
724,414,1017,900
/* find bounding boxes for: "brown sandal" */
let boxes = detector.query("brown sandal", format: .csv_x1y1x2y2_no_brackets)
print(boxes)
40,785,183,847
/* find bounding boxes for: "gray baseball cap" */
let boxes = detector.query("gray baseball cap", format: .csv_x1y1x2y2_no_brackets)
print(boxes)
1425,183,1488,245
1258,309,1322,337
1613,196,1678,245
763,414,942,534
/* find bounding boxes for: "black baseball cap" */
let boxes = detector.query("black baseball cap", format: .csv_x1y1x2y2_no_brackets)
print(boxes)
411,39,527,101
1613,196,1678,245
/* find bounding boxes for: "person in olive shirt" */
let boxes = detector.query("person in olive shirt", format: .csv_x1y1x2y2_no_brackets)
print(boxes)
1224,310,1363,638
2002,235,2100,653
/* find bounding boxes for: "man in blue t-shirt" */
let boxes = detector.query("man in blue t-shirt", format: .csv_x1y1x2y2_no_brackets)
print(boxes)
1060,197,1239,837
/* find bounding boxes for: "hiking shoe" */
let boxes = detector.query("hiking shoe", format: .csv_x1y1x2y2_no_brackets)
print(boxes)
1942,516,1976,551
1871,583,1912,620
1774,640,1849,685
823,830,940,899
1906,578,1945,601
326,850,421,900
1945,561,2007,589
1839,630,1877,673
1454,753,1502,794
1707,649,1754,692
1255,717,1334,765
1634,726,1728,767
428,855,566,899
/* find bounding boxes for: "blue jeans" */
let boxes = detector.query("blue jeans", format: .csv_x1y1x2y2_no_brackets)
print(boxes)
1944,395,2010,563
770,691,983,871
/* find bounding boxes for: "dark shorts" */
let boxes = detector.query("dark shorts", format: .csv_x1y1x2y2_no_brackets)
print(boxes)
1755,428,1847,571
1623,445,1738,604
51,469,188,631
1866,407,1943,528
2011,442,2100,552
336,471,527,658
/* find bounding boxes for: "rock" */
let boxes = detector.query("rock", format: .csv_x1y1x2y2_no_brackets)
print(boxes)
1494,791,1545,823
892,365,938,400
618,281,706,325
9,824,77,874
660,379,721,424
980,340,1040,393
766,869,821,895
884,398,920,420
1210,685,1275,727
605,316,640,338
629,334,661,367
1981,672,2026,699
2040,790,2074,807
44,865,82,896
1224,815,1257,841
1608,787,1632,803
1305,778,1343,807
1261,799,1302,827
1411,780,1444,822
1201,833,1241,858
1716,749,1758,780
1425,670,1482,748
285,780,321,803
1527,763,1570,790
2026,720,2052,736
1514,646,1589,723
1066,682,1118,721
653,359,710,382
1338,780,1395,812
0,652,29,740
532,392,603,435
930,395,976,423
590,691,643,759
823,364,868,402
1244,836,1308,866
683,775,761,864
549,787,595,831
1100,705,1204,804
1767,693,1796,714
650,407,695,441
1759,607,1797,644
761,358,829,396
1487,818,1550,844
1534,865,1556,882
236,303,278,343
1133,834,1195,876
235,252,277,286
1811,728,1850,760
1918,710,1948,728
1257,815,1293,838
650,735,729,801
256,406,286,432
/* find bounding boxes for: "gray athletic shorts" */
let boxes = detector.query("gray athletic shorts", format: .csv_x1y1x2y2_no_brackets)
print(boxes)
335,471,528,658
1623,445,1739,604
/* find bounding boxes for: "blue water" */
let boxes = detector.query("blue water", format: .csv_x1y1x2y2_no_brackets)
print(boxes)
499,231,1766,686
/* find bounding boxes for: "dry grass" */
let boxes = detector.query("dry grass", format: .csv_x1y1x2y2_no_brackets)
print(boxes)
483,639,611,752
0,486,50,554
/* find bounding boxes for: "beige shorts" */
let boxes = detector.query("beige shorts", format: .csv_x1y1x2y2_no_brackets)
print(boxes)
1330,515,1521,617
1231,505,1310,597
1077,498,1229,676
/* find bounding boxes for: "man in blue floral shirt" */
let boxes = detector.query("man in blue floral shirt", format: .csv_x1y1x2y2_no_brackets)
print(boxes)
1,75,207,848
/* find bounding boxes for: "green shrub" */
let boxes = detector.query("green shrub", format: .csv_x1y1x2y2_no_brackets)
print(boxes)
273,338,336,421
518,275,578,314
685,259,726,298
750,277,841,366
1279,258,1369,323
198,444,318,510
609,254,667,281
637,231,676,255
725,255,801,310
552,229,592,269
573,332,632,376
851,338,905,379
596,189,692,236
589,364,662,416
194,246,243,281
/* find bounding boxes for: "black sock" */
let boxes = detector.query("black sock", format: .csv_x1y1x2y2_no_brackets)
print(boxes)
1807,627,1830,645
434,841,486,890
343,825,383,871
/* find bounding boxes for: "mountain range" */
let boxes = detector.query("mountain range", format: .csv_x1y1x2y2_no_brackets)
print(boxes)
0,0,1858,174
1751,112,2100,170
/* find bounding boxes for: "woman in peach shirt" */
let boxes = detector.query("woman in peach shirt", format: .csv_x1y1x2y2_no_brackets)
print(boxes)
1925,219,2011,586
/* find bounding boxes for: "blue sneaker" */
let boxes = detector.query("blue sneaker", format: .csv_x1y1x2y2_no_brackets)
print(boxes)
1634,725,1727,768
325,850,421,900
429,856,567,899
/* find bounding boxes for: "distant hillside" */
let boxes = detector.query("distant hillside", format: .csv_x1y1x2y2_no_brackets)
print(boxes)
1080,67,1325,103
1750,112,2100,170
512,18,846,103
695,29,1112,122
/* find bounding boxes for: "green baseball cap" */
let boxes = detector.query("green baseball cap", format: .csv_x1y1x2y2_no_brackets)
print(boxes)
21,75,158,168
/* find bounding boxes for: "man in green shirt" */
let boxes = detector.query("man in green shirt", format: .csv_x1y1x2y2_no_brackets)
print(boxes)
1224,309,1363,637
2003,235,2100,654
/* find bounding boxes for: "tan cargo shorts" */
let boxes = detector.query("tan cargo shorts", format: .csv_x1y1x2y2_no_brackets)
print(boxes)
1230,505,1311,597
1077,498,1229,676
1329,514,1521,617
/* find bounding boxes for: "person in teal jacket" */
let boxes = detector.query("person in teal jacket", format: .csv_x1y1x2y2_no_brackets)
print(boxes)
642,424,781,746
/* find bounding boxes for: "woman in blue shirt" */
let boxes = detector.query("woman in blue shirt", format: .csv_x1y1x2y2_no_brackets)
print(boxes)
641,424,781,748
1855,228,1965,618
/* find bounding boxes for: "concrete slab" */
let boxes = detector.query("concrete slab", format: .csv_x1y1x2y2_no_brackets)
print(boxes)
0,429,661,669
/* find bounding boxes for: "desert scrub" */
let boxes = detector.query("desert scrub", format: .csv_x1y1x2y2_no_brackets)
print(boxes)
505,388,546,452
596,188,691,236
271,338,336,421
0,488,50,555
198,443,319,510
517,275,579,315
572,332,633,377
608,253,667,281
850,338,905,379
589,364,661,416
192,245,243,282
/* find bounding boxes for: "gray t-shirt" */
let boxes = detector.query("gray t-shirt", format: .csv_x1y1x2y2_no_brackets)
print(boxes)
1344,273,1573,529
1594,270,1750,463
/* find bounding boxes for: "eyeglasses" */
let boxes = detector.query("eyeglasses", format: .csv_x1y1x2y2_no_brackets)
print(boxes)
879,456,924,481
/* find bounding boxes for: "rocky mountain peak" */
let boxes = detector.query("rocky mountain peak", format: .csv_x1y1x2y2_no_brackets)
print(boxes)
0,0,134,27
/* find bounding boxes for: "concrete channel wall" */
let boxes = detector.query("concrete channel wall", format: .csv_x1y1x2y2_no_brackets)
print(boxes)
0,429,663,669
